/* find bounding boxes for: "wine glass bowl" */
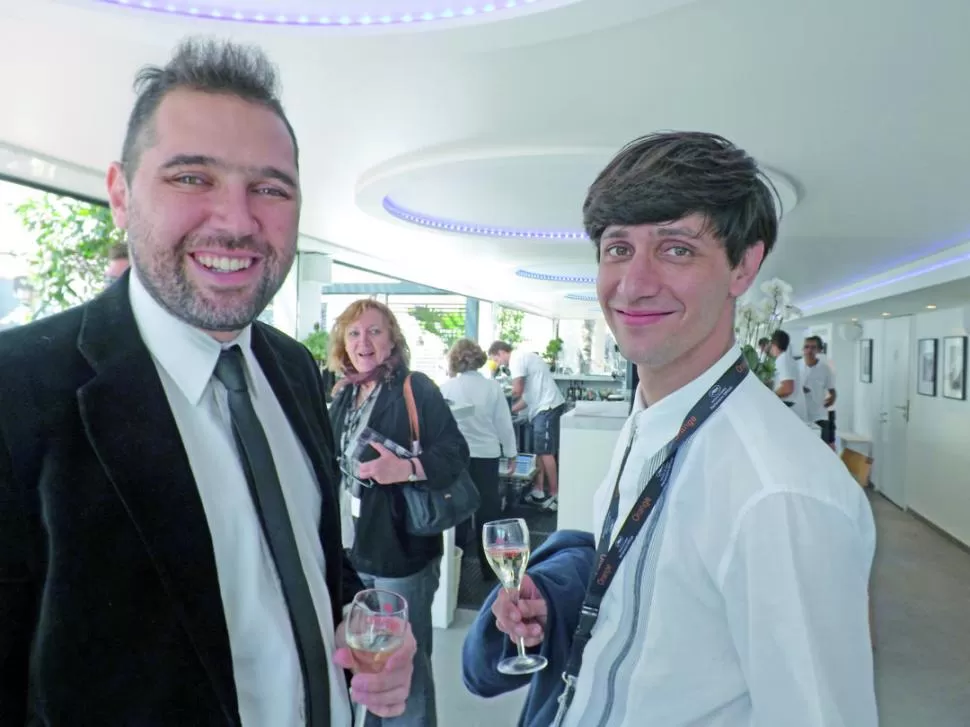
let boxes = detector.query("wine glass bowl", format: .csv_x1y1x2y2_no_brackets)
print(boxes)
482,518,548,676
345,589,409,723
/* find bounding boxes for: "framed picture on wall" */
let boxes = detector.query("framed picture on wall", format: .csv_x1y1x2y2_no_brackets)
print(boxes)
860,338,873,383
917,338,938,397
942,336,967,400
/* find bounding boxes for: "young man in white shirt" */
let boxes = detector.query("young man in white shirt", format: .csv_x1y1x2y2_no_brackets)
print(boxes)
800,335,837,446
769,328,807,419
482,131,877,726
488,341,565,510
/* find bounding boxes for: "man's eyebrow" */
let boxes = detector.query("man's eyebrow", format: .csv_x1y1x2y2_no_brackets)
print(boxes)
160,154,297,189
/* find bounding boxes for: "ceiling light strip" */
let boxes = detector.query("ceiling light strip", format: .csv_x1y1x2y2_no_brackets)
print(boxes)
98,0,542,26
383,196,588,241
516,269,596,284
565,292,597,302
798,251,970,311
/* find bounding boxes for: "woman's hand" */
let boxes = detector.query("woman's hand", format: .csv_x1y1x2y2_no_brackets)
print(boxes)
358,441,413,485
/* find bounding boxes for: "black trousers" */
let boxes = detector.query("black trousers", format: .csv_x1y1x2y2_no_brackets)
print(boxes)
455,457,501,572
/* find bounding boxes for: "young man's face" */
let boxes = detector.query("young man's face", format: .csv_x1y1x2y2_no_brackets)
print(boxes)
596,213,762,371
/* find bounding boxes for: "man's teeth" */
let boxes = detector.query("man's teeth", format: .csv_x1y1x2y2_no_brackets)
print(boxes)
195,254,254,272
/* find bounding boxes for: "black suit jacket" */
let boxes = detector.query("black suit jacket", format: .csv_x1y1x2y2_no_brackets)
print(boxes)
0,277,362,726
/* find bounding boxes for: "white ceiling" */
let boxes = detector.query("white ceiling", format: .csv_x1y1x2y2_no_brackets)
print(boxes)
2,0,970,320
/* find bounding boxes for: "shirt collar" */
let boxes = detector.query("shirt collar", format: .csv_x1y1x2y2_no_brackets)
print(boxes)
128,265,253,406
632,344,744,426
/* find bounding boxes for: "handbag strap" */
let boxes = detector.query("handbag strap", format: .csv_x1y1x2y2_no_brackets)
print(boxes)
403,374,420,448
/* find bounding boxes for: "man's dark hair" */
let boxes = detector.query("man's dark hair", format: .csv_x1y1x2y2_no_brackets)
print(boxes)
107,242,129,261
771,329,790,352
488,340,512,356
120,37,298,181
583,131,779,268
804,335,824,351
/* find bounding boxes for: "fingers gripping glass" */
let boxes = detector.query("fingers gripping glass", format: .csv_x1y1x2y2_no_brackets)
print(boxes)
345,589,409,725
482,518,548,675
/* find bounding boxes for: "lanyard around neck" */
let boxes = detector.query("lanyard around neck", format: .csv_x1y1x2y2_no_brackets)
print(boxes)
554,354,749,724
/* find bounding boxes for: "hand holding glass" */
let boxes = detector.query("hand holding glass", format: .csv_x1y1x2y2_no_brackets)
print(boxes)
345,589,409,725
483,518,548,675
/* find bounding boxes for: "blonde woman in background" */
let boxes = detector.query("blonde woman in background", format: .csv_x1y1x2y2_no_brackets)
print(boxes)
328,299,469,727
440,339,517,580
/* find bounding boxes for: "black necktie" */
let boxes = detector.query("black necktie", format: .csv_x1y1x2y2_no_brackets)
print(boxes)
214,346,330,726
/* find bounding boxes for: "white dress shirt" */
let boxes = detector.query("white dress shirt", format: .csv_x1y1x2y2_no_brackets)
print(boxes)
129,269,352,727
439,370,517,459
508,350,565,421
563,344,877,727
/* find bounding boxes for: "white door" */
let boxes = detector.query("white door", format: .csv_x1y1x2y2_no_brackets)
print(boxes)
876,317,911,507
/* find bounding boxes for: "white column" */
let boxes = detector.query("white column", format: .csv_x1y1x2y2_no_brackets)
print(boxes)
296,252,332,341
272,265,299,337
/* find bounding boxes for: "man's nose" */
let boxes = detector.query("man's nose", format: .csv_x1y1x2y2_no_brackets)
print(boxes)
617,255,662,299
210,183,260,239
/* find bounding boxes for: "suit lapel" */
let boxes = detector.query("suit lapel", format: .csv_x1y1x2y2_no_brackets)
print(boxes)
75,278,238,722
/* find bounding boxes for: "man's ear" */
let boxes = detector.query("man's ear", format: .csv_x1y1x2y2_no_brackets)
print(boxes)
729,241,765,298
106,162,130,231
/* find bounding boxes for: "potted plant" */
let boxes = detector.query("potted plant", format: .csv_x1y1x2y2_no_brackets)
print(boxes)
301,324,330,373
543,337,564,371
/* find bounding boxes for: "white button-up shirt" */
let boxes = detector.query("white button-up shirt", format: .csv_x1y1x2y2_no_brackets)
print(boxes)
563,345,877,727
439,370,517,459
129,269,352,726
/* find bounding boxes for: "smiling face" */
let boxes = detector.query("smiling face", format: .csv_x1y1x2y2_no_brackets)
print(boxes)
597,213,763,377
106,88,300,339
344,307,394,374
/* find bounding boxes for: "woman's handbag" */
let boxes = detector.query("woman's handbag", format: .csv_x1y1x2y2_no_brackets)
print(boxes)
400,374,480,536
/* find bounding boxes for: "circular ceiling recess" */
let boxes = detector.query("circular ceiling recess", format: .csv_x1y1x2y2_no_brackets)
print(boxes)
88,0,573,29
357,143,799,242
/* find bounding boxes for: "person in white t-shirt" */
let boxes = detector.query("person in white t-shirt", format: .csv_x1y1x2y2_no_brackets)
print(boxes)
487,341,565,510
769,328,806,420
475,131,876,727
799,335,837,446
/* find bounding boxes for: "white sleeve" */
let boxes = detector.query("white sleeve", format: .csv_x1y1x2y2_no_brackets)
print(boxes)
719,492,878,727
491,384,518,458
508,351,527,380
780,354,798,383
825,364,836,392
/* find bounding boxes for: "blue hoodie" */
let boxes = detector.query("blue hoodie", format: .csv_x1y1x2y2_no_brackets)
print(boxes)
461,529,597,727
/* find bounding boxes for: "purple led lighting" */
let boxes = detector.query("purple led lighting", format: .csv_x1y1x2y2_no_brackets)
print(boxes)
799,251,970,311
382,197,588,241
516,269,596,284
93,0,552,26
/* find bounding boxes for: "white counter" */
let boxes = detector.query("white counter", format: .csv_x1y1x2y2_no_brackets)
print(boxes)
430,402,475,629
556,401,630,533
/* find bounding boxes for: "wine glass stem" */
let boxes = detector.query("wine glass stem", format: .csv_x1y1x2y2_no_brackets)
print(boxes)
516,635,529,658
356,702,369,726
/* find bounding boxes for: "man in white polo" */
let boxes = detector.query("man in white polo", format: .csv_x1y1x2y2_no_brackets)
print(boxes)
488,341,565,510
800,335,837,446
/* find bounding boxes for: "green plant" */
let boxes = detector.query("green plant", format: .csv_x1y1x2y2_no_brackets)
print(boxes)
301,325,330,364
14,194,124,318
408,306,466,351
543,337,564,366
496,306,524,345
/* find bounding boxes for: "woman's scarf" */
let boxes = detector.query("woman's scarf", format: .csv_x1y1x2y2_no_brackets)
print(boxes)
332,352,403,395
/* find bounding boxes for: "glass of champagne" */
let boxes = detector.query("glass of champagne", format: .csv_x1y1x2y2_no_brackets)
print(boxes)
483,517,548,675
345,589,409,725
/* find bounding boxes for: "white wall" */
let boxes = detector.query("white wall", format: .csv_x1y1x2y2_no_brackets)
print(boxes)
905,307,970,546
849,309,970,547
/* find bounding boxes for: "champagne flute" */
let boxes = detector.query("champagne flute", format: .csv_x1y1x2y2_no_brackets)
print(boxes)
345,589,409,726
483,518,548,675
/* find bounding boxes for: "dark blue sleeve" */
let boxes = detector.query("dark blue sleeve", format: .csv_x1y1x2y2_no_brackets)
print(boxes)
461,536,597,727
